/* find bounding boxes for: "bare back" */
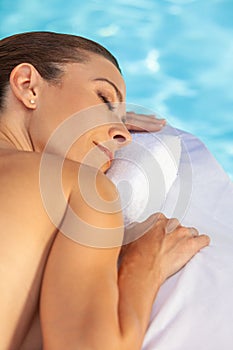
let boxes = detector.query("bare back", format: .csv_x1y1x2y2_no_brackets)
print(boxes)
0,149,69,349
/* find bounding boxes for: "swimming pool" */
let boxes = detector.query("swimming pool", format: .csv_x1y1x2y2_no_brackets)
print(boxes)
0,0,232,178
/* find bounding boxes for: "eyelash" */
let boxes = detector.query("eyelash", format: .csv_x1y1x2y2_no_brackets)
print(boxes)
98,93,115,111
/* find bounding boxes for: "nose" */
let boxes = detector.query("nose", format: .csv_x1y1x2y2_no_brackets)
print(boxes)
108,124,132,149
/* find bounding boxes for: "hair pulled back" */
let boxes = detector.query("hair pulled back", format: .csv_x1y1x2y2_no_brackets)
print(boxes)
0,31,121,110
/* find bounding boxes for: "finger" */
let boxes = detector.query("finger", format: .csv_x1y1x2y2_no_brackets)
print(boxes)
125,122,165,132
169,226,199,238
126,111,165,123
165,218,180,234
190,234,211,252
126,111,163,120
188,227,199,237
125,112,166,132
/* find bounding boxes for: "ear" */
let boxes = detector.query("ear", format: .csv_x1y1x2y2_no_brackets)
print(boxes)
9,63,41,110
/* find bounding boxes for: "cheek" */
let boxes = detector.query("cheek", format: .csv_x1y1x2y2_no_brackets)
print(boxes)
58,84,102,118
37,91,94,137
52,92,89,120
45,86,96,123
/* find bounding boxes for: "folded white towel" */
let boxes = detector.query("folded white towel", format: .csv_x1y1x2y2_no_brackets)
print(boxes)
107,126,181,225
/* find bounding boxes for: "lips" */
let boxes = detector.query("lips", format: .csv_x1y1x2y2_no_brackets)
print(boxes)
93,142,113,161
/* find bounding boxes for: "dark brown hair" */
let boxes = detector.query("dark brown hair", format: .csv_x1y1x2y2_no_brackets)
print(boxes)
0,31,121,110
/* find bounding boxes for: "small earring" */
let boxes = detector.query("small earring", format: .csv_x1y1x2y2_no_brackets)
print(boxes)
30,99,35,104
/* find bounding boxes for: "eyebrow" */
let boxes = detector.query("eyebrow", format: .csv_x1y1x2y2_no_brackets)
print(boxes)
93,78,123,102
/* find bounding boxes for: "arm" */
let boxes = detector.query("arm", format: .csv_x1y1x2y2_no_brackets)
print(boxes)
40,167,125,350
117,215,210,344
40,165,210,350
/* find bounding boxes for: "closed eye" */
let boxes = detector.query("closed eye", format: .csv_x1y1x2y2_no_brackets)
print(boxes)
98,93,115,112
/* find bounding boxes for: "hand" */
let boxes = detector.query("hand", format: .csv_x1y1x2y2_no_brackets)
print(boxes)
119,213,210,286
125,111,166,132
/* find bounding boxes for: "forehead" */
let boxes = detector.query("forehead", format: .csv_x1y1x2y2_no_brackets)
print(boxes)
62,54,126,98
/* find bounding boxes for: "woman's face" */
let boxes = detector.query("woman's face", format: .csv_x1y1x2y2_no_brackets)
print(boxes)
32,53,131,172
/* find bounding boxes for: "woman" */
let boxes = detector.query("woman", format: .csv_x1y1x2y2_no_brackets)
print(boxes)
0,31,210,350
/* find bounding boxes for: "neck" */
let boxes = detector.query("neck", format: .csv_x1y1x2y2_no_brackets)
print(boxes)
0,110,34,152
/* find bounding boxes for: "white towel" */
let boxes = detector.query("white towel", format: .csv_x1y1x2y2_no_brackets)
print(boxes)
107,126,181,225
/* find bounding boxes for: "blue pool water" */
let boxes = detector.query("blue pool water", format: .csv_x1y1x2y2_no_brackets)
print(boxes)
0,0,232,178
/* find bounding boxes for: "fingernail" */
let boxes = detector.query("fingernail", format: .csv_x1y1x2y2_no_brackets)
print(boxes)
189,228,199,236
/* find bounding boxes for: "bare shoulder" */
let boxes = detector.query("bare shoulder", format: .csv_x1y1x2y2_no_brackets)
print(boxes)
0,149,120,224
0,151,49,223
0,150,123,246
0,150,67,227
59,159,124,248
63,161,123,225
62,156,119,201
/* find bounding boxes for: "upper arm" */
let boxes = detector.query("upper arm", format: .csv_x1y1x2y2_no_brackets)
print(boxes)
62,166,124,248
40,165,124,348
